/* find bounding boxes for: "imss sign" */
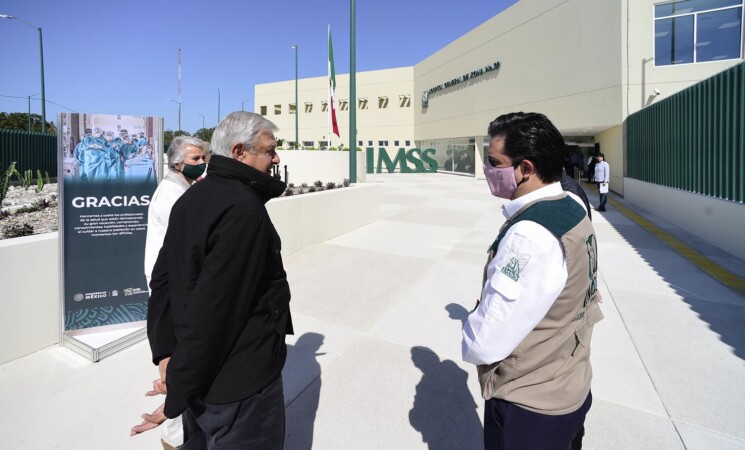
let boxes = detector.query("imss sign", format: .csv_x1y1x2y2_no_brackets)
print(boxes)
366,148,439,173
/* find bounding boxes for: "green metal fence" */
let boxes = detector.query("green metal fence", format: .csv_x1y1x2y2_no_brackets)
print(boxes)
0,129,57,178
626,61,744,203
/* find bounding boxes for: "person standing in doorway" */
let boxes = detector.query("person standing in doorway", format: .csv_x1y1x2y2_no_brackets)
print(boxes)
593,153,610,212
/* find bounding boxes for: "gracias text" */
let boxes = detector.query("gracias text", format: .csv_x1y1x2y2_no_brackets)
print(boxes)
71,195,151,208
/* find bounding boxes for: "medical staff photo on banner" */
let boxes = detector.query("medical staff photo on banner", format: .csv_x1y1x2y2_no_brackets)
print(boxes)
59,112,163,331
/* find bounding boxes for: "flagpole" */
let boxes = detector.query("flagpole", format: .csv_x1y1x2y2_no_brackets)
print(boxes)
327,24,331,150
349,0,357,182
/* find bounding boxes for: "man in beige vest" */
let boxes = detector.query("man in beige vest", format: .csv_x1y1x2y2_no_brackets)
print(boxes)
463,112,603,449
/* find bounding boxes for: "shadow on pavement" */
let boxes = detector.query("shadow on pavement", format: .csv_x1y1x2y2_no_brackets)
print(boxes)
446,303,470,328
409,346,483,450
584,183,745,361
283,332,324,449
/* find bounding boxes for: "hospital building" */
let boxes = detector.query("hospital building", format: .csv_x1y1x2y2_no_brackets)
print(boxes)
256,0,745,257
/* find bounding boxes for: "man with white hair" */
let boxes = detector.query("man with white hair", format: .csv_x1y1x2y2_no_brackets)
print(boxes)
145,112,292,448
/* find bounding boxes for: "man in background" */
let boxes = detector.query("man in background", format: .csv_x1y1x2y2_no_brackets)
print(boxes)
593,153,610,212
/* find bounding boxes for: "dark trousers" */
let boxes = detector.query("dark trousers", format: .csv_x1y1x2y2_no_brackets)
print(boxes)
484,392,592,450
181,376,285,450
598,192,607,209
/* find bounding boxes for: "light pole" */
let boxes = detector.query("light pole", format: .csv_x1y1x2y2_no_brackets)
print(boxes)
28,93,39,132
241,98,250,111
349,0,357,182
292,44,298,149
167,98,181,132
197,113,205,130
1,14,47,133
217,88,221,123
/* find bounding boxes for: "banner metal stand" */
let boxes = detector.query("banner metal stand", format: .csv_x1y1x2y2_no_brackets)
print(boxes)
62,326,147,362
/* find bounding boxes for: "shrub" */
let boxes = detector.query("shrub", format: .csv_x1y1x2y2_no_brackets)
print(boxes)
0,209,9,220
2,222,34,239
325,182,336,190
314,180,323,187
36,170,44,193
343,178,351,187
21,169,33,191
284,188,294,196
308,186,316,193
1,162,17,205
288,183,295,188
301,182,308,188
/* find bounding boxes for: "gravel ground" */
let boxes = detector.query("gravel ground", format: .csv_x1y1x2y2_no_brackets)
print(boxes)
0,184,59,239
0,180,350,240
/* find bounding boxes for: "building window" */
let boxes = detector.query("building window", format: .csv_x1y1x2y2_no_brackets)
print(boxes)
368,140,373,146
358,140,363,146
321,100,328,112
405,140,411,146
289,103,296,115
305,102,313,113
302,141,314,148
260,106,267,116
339,99,349,111
654,0,743,66
378,140,389,147
359,98,368,109
399,95,411,107
274,104,281,115
394,140,400,147
378,96,389,108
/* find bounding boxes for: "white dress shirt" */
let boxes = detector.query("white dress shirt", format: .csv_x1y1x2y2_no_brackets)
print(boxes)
462,182,578,365
593,161,610,183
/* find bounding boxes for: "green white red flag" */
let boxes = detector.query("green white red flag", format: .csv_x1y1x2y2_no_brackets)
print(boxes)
328,25,340,137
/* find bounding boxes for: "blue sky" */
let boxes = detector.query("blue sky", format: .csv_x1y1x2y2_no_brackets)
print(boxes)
1,0,517,133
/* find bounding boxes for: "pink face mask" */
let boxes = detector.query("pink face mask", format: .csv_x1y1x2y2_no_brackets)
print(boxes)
484,163,518,199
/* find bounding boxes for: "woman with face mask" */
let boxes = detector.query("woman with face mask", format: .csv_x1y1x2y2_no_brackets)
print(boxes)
140,135,208,450
145,135,208,286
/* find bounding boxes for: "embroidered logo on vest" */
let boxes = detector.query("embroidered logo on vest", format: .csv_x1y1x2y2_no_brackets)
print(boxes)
584,234,598,307
501,245,530,281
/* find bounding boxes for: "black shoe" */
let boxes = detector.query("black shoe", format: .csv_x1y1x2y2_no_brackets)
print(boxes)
595,207,606,212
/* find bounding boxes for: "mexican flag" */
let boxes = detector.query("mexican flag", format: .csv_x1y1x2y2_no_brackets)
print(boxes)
328,25,340,137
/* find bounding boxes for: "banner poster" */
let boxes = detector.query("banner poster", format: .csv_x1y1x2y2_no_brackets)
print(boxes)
59,113,163,332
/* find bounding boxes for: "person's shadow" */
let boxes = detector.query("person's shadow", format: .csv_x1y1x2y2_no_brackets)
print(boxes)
409,346,483,450
283,332,325,450
445,303,470,328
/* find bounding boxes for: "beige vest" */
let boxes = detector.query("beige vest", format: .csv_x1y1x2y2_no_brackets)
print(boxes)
478,194,603,415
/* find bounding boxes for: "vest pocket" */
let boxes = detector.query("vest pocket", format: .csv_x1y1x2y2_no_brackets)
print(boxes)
572,303,603,357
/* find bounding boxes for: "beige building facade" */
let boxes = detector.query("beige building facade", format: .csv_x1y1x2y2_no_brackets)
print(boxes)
256,0,744,194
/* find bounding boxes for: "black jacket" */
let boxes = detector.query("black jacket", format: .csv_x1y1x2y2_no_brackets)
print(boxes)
147,155,293,418
560,171,592,221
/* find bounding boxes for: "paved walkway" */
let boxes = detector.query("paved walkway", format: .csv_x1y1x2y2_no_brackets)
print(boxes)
1,173,744,449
